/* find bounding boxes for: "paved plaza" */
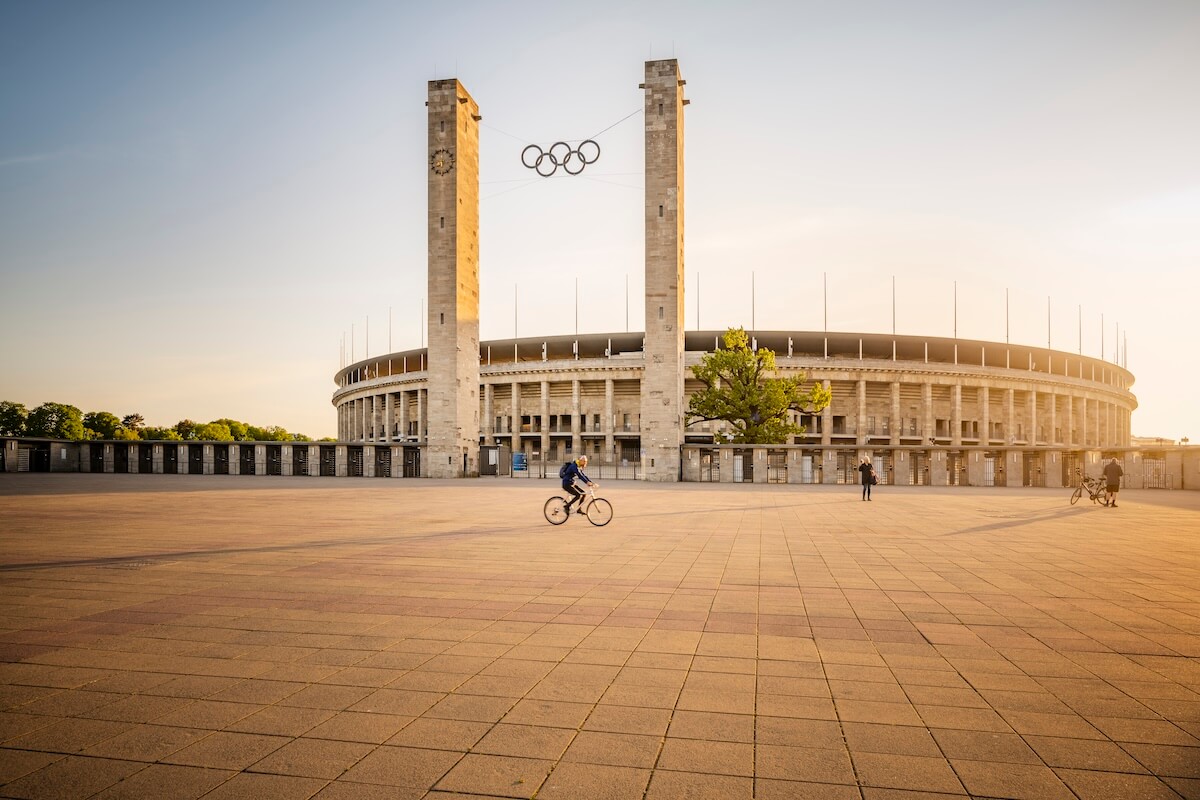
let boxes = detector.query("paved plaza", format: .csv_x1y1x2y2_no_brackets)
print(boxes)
1,474,1198,800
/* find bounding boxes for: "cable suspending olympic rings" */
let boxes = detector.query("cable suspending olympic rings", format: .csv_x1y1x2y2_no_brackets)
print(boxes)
521,140,601,177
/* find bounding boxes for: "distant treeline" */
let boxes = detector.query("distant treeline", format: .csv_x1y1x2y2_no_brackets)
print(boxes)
0,401,331,442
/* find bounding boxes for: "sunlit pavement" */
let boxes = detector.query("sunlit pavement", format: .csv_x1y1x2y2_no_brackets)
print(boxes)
1,474,1198,799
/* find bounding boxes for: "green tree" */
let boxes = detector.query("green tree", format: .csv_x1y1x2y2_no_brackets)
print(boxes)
174,419,198,440
0,401,28,435
121,413,145,433
687,327,831,444
83,411,122,439
212,418,248,440
193,422,234,441
291,433,313,442
26,402,86,440
140,426,182,441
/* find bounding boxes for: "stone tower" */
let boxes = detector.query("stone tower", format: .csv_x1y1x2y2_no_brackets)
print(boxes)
640,59,687,481
425,79,481,478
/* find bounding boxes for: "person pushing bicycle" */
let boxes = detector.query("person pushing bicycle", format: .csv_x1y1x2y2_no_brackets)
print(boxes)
561,455,597,515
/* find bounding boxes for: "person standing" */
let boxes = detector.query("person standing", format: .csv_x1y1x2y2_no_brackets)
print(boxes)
1103,457,1124,507
859,457,874,501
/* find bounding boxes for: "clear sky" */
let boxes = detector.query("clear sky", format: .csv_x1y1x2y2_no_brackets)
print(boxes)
2,0,1197,441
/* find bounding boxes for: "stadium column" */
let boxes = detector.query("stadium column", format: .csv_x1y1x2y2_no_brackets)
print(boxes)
952,385,962,447
483,384,494,446
425,78,481,477
980,387,990,444
385,393,394,443
571,380,581,458
1048,392,1057,444
540,381,550,463
640,59,686,482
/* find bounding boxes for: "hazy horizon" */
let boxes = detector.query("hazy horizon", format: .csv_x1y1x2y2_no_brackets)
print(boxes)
2,1,1197,441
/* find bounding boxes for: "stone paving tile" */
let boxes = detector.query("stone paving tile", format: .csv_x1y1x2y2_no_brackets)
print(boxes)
3,477,1200,799
247,736,374,779
193,771,328,799
1054,768,1184,800
536,762,651,800
645,770,754,800
80,723,211,761
433,753,554,798
160,730,289,770
0,748,63,784
90,764,235,799
0,754,144,800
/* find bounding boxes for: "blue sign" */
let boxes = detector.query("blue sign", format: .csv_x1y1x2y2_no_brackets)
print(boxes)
513,453,527,471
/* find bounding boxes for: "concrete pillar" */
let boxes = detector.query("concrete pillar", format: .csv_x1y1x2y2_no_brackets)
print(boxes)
856,379,867,445
1080,396,1088,447
922,382,933,442
385,393,395,443
571,379,581,457
980,387,990,445
821,379,833,446
417,389,427,444
604,378,615,462
952,384,962,447
1028,389,1037,444
540,380,550,461
203,444,214,475
425,77,481,477
1004,388,1015,444
398,390,410,441
891,382,901,446
930,449,948,486
483,384,495,446
639,58,687,481
822,449,838,484
512,381,522,457
1048,392,1058,445
1066,393,1075,446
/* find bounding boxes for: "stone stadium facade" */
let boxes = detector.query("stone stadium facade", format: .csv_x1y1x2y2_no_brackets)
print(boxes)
331,59,1142,487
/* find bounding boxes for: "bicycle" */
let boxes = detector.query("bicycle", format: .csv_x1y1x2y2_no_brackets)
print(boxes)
1070,470,1109,506
544,484,613,527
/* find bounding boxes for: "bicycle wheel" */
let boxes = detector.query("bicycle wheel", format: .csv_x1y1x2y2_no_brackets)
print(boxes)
1070,486,1082,505
544,496,569,525
586,498,613,527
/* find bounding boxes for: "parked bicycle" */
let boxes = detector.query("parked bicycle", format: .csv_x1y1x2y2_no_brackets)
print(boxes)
544,484,613,527
1070,470,1109,506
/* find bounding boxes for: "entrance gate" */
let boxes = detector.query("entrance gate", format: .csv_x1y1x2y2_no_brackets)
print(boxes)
239,446,255,475
293,446,309,476
114,445,129,473
403,447,421,478
214,445,229,475
767,450,787,483
375,446,391,477
1023,452,1044,487
1143,456,1167,489
698,449,719,482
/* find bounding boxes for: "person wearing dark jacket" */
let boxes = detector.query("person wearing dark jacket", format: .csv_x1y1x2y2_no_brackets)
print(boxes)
562,455,596,515
1103,457,1124,507
858,458,875,501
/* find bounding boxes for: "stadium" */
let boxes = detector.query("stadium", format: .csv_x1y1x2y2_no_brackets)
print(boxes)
331,59,1141,488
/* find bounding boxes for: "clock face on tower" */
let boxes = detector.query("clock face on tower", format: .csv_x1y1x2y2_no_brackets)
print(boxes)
430,148,455,175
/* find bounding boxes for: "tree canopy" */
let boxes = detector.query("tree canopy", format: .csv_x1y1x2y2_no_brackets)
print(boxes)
83,411,122,440
1,401,314,442
25,402,85,440
0,401,27,436
687,327,831,444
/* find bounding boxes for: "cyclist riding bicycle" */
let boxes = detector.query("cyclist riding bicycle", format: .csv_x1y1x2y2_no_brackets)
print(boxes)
561,455,596,515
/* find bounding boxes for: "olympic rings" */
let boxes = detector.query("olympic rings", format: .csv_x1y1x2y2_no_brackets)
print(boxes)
521,139,601,177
